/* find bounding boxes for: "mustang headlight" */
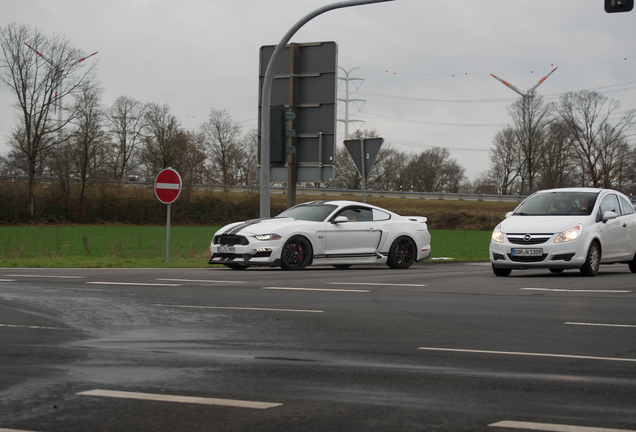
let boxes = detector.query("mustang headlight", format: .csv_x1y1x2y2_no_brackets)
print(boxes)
492,224,504,243
554,225,582,243
254,233,282,241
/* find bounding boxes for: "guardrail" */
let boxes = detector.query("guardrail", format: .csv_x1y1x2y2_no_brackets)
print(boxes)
0,175,527,202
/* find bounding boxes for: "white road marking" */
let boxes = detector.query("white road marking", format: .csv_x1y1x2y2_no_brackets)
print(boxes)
3,274,85,279
522,288,630,293
155,304,323,313
0,428,41,432
327,282,427,287
263,287,370,293
78,389,282,409
565,322,636,328
156,278,245,284
489,420,636,431
417,347,636,363
0,324,67,330
86,282,182,287
0,279,16,282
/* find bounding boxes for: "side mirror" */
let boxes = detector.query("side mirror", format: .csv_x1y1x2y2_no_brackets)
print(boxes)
332,216,348,224
505,212,513,219
602,211,618,222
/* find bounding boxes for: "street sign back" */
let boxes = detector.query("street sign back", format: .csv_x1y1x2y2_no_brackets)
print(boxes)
259,41,337,182
344,138,384,180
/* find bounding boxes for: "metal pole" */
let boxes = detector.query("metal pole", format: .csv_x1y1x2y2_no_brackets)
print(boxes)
166,203,171,265
260,0,395,218
360,138,366,203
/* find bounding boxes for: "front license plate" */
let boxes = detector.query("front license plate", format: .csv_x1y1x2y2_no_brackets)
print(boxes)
511,248,543,257
218,245,235,253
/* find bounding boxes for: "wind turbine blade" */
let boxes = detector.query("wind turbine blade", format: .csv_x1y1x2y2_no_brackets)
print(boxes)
528,67,558,94
24,43,54,65
77,51,99,63
490,73,526,97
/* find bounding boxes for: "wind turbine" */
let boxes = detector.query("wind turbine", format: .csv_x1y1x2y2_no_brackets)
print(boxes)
490,66,557,194
25,43,98,143
490,66,558,99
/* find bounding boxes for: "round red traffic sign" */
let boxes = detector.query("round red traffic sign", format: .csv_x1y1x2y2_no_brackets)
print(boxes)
154,168,182,204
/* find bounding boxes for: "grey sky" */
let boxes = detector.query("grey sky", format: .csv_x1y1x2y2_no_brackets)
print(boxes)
1,0,635,180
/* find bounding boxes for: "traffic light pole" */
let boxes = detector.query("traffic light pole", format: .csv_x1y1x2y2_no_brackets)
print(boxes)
259,0,395,218
287,43,300,208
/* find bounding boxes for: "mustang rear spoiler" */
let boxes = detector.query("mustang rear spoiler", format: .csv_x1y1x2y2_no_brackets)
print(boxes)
406,216,427,223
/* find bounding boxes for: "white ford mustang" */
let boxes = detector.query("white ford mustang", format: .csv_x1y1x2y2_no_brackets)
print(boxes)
209,200,431,270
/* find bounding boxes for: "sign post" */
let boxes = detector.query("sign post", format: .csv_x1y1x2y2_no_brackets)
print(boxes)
343,137,383,203
154,168,182,265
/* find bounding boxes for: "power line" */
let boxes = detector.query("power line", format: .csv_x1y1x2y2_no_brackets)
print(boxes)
357,112,507,127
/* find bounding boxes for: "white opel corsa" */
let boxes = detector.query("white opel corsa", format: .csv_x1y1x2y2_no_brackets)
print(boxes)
490,188,636,277
209,200,431,270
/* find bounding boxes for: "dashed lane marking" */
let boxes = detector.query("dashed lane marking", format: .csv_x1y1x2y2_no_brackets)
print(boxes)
489,420,636,431
0,279,16,282
155,304,323,313
565,322,636,328
156,278,245,284
326,282,427,287
78,389,282,409
86,282,182,287
0,324,68,330
3,274,85,279
263,287,370,293
417,347,636,363
521,288,630,293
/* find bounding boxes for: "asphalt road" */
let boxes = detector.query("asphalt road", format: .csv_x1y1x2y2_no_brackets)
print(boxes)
1,263,635,432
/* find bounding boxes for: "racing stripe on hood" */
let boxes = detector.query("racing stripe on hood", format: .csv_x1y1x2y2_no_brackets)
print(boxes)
226,218,272,235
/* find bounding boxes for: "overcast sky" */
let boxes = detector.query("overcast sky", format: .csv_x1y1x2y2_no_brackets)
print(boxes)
1,0,635,181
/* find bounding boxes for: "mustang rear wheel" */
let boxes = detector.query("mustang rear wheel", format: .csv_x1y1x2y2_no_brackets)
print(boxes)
387,236,416,269
281,236,313,270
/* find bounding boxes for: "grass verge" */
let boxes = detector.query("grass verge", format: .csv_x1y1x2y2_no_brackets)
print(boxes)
0,225,491,268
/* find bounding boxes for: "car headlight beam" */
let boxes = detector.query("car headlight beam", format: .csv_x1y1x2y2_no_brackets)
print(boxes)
554,225,582,243
492,224,504,243
254,233,282,241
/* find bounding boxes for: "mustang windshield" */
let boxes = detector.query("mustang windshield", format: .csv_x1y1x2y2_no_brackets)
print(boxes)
276,204,337,222
514,192,599,216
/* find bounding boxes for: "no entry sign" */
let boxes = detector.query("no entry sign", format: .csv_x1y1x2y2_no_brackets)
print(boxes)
154,168,182,204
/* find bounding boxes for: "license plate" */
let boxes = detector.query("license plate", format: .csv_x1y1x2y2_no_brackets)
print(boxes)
511,248,543,257
217,245,235,253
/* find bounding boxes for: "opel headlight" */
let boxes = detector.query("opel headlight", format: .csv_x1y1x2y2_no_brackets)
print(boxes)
554,225,581,243
492,224,504,243
254,233,282,241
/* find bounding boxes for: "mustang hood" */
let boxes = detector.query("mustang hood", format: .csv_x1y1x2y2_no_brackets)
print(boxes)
219,217,297,236
501,215,587,234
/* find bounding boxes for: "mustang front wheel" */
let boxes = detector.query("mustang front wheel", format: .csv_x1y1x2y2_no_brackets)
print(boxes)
281,236,313,270
387,236,416,269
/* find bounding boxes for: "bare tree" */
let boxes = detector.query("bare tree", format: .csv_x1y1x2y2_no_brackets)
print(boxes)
106,95,146,179
556,90,635,188
537,120,576,189
488,127,520,195
239,128,260,186
199,109,242,187
408,147,453,192
508,94,553,194
68,83,107,217
141,103,185,174
0,22,98,216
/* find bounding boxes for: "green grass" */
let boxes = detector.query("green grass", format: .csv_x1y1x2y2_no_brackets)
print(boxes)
0,226,491,268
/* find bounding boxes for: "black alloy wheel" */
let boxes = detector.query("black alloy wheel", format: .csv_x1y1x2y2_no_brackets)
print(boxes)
387,236,416,269
281,236,313,270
